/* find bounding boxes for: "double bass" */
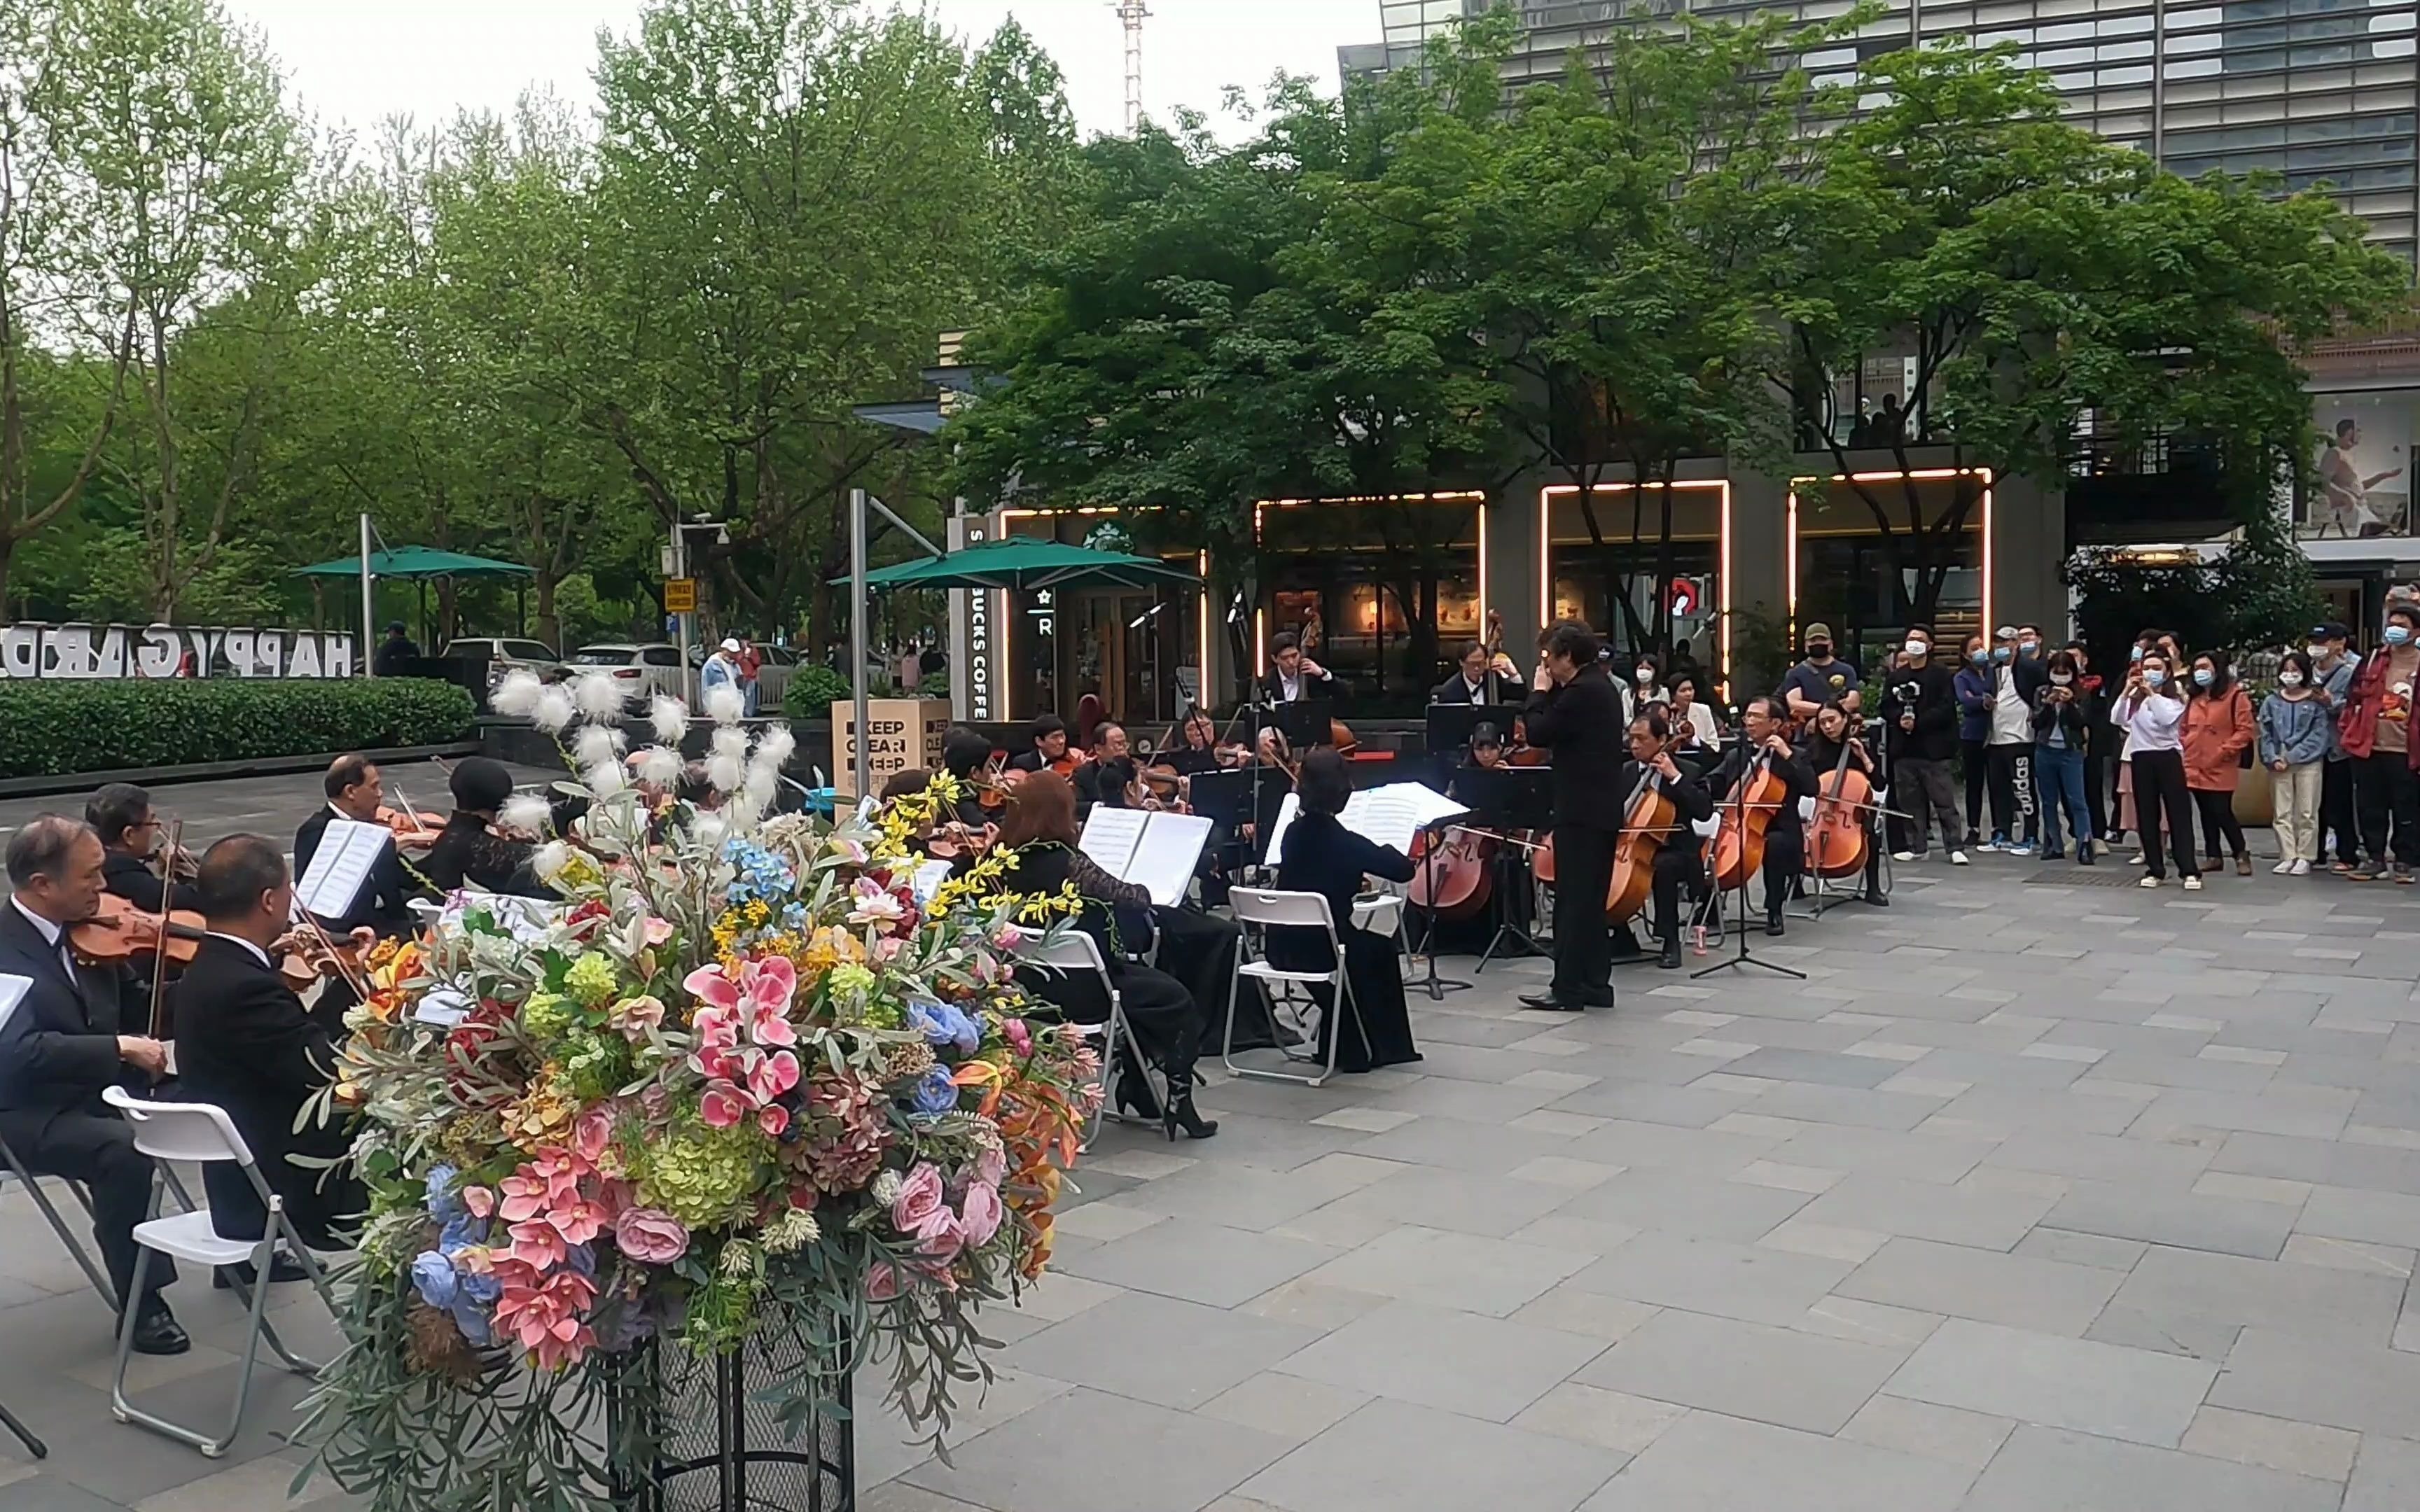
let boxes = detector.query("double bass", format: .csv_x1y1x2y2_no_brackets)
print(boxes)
1295,610,1357,755
1804,734,1875,880
1710,738,1793,892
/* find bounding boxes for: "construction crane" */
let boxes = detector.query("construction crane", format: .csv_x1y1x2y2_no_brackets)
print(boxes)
1112,0,1149,134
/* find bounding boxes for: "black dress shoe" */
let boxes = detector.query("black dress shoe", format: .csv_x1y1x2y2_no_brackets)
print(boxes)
1764,918,1786,937
214,1254,309,1289
1658,942,1683,969
130,1305,190,1357
1518,990,1586,1011
1863,890,1890,908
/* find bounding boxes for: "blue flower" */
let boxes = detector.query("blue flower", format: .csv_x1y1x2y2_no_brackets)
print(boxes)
451,1298,494,1348
424,1164,462,1220
910,1065,960,1115
908,997,982,1056
410,1250,459,1311
564,1242,596,1278
459,1270,501,1306
437,1212,488,1254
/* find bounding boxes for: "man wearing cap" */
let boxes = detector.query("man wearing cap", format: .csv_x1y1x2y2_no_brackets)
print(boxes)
371,621,419,677
2309,622,2360,872
700,638,744,701
1779,622,1861,724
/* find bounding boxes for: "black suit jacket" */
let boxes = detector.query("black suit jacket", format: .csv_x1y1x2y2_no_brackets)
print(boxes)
102,850,202,916
1430,671,1520,707
171,935,354,1240
1259,668,1342,706
0,904,138,1116
295,806,417,937
1522,664,1630,831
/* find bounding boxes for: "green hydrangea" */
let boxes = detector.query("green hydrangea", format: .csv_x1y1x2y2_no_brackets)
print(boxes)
827,962,875,1001
564,951,620,1009
520,991,576,1042
562,1032,632,1102
638,1121,773,1229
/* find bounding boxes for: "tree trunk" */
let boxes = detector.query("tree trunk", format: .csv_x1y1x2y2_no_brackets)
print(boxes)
535,571,561,650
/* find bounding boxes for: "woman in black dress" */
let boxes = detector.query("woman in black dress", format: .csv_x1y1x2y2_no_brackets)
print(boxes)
996,772,1217,1140
422,757,548,897
1270,750,1421,1072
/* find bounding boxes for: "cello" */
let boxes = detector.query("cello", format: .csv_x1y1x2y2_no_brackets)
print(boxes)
1804,728,1875,880
1409,825,1494,922
1606,736,1688,921
1710,736,1794,892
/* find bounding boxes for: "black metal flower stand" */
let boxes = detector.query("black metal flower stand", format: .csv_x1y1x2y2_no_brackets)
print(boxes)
611,1320,855,1512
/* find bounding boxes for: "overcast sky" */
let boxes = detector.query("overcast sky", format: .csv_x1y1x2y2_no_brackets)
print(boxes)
222,0,1378,144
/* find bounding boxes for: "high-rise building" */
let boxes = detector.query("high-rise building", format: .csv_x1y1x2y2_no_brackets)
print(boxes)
1351,0,2419,259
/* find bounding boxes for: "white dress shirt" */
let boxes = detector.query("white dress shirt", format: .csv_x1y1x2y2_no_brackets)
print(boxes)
204,930,272,969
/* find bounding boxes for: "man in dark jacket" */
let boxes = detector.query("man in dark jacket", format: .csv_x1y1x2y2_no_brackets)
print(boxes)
173,834,366,1256
1520,621,1628,1011
1705,697,1821,935
88,783,202,916
1878,626,1966,863
0,816,186,1353
295,754,418,1032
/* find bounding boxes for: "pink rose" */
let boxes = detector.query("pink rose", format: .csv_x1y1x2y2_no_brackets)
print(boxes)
958,1181,1004,1247
865,1261,899,1302
1002,1018,1031,1057
891,1162,945,1233
992,923,1022,951
912,1207,964,1261
700,1081,752,1129
976,1144,1006,1188
874,937,906,963
613,1207,690,1265
572,1106,616,1164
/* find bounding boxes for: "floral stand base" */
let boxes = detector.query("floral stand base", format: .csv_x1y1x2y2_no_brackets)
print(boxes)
612,1324,854,1512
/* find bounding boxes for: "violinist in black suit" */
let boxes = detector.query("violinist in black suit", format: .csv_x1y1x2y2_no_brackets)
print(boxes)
1704,695,1820,937
1618,709,1714,969
173,835,367,1256
88,784,201,916
1520,621,1629,1011
0,817,187,1354
1431,643,1522,707
295,755,416,941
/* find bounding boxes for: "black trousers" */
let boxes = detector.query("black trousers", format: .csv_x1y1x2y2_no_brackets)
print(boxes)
1150,906,1253,1052
1986,742,2033,841
2131,750,2200,880
1760,822,1805,921
2323,758,2358,864
2354,750,2420,867
1895,757,1961,855
1961,737,1988,834
2192,785,2247,862
1552,824,1618,1003
2082,746,2107,844
1649,844,1699,944
1015,958,1207,1081
0,1107,177,1311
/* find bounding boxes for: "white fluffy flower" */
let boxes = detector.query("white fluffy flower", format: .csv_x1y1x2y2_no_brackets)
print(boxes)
573,671,626,722
585,760,629,799
705,752,745,792
691,813,729,850
751,722,796,769
709,725,750,764
648,694,688,744
499,794,553,838
704,685,745,726
635,745,683,786
491,668,543,717
532,684,577,734
742,766,778,813
725,787,765,827
574,724,627,771
531,841,570,882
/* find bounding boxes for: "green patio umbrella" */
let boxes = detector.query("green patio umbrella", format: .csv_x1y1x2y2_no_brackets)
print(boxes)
845,536,1201,592
293,545,535,579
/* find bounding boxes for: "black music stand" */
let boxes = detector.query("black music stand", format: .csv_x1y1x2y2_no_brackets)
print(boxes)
1272,698,1335,751
1694,760,1808,982
1408,810,1475,1000
1449,764,1552,969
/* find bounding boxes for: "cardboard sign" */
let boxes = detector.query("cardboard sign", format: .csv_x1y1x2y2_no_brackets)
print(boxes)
830,697,952,799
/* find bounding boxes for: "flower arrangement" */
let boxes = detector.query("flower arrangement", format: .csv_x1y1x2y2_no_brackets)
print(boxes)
305,677,1099,1512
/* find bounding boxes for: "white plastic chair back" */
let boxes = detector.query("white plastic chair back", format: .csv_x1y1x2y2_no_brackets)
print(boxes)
102,1086,254,1169
1690,816,1721,840
1796,796,1818,822
1018,929,1111,977
1229,888,1339,932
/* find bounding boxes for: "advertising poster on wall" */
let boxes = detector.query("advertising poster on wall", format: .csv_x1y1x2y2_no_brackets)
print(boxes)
2306,393,2413,538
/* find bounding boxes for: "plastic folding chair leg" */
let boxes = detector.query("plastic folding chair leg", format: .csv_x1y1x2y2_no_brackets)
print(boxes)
113,1236,277,1458
0,1140,118,1312
0,1395,44,1459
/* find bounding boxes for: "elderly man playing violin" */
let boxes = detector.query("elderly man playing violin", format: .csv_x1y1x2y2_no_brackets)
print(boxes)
0,816,190,1354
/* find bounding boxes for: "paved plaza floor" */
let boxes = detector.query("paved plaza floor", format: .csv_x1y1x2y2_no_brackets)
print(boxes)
6,827,2420,1509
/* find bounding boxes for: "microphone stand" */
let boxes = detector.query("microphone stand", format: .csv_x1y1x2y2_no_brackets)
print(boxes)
1694,746,1807,981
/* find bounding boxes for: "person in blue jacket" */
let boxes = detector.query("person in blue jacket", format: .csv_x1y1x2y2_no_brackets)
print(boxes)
1954,634,1996,846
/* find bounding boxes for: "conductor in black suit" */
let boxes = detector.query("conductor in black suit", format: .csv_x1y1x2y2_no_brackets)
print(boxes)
1430,642,1523,707
174,835,367,1256
1520,621,1629,1011
0,816,188,1353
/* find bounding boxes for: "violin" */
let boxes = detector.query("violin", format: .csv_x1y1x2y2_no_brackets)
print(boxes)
1711,735,1795,891
70,892,209,971
1138,759,1190,813
377,805,446,847
275,930,368,997
1046,748,1089,780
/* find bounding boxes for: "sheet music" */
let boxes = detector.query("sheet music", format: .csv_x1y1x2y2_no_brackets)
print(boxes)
1264,792,1303,864
1126,813,1213,907
1077,806,1148,876
1339,782,1467,855
910,858,954,906
0,973,29,1036
295,818,391,919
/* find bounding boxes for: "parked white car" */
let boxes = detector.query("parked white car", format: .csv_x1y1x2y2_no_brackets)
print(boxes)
569,643,686,705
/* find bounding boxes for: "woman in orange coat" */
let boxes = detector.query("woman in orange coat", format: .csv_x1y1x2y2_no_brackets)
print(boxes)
2181,651,2257,875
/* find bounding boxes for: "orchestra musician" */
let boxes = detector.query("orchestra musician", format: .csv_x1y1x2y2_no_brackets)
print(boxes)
88,783,201,916
1623,710,1715,969
1076,722,1136,810
172,835,368,1264
1261,631,1338,705
295,755,417,941
1008,714,1076,775
1706,695,1821,937
1270,749,1421,1071
0,816,187,1354
938,727,998,828
422,757,548,897
1520,621,1629,1011
1797,699,1890,907
1432,643,1522,707
1162,709,1237,776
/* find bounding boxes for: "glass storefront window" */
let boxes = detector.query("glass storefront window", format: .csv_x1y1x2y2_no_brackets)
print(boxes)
1258,493,1484,712
999,510,1202,724
1543,484,1725,672
2301,390,2418,538
1792,472,1989,669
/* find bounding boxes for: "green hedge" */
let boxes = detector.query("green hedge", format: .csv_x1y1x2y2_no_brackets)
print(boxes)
0,678,478,778
784,666,853,720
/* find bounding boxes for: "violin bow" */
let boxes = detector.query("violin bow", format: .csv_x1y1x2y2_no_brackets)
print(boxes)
146,818,181,1040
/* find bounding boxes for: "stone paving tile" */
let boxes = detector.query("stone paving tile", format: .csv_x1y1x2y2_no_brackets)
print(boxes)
1882,1317,2218,1448
1835,1236,2124,1336
1293,1224,1596,1318
2043,1178,2299,1259
1576,1409,1973,1512
1238,1397,1627,1512
1788,1172,2055,1250
900,1387,1290,1512
2102,1243,2405,1350
1563,1230,1854,1326
1959,1425,2345,1512
2346,1432,2420,1512
2208,1326,2420,1439
1573,1308,1907,1434
1271,1299,1606,1423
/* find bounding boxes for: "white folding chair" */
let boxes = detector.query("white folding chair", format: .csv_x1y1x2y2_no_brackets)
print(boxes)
0,1129,119,1311
100,1087,335,1458
1225,888,1369,1089
1015,931,1158,1145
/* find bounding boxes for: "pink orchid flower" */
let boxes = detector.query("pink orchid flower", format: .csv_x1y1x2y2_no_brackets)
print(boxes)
497,1172,550,1224
746,1049,800,1105
742,956,797,1015
700,1081,754,1129
758,1104,791,1138
847,876,907,925
506,1217,569,1270
460,1185,496,1219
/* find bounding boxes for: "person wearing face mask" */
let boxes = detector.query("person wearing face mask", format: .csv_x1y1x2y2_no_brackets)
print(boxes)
2307,623,2360,872
1954,634,1996,846
2181,652,2255,876
2068,642,2115,855
2337,603,2420,881
1779,623,1860,726
2117,652,2201,888
2030,650,2094,864
1982,626,2040,854
1880,626,1965,864
2260,650,2332,874
1627,653,1671,721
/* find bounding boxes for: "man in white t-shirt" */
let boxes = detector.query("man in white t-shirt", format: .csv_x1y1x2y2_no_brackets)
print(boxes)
1984,626,2038,853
